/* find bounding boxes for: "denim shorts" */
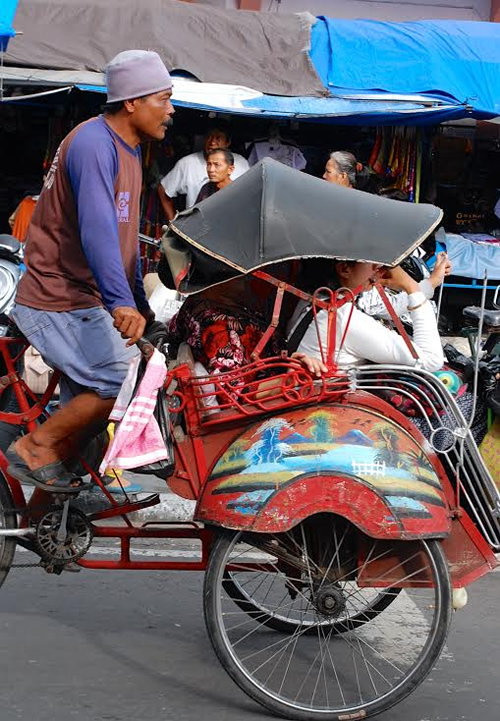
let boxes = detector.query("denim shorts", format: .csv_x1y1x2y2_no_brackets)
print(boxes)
10,304,138,402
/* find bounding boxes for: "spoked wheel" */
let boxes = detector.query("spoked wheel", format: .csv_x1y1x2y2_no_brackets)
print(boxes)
223,570,401,635
204,514,452,721
0,475,17,588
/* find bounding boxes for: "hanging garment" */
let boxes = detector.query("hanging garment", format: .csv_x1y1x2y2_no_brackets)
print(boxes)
9,196,38,242
247,140,307,170
99,349,171,472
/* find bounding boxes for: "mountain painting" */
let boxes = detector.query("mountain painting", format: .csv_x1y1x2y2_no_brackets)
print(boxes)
206,403,446,519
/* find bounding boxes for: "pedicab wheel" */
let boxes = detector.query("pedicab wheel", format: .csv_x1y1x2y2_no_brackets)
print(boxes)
0,475,17,588
222,574,401,636
204,518,452,721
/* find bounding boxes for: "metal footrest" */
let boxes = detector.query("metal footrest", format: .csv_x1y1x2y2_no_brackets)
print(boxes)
88,493,161,521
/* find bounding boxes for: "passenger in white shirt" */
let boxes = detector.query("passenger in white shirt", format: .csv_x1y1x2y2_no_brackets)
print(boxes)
158,126,249,220
358,251,451,320
291,260,444,372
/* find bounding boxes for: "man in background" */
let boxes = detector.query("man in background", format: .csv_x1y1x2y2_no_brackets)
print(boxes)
195,148,234,203
158,124,248,219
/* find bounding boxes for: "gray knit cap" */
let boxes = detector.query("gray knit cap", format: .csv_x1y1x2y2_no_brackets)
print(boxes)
106,50,172,103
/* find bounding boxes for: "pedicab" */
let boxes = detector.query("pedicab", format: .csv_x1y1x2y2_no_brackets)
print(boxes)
0,159,499,721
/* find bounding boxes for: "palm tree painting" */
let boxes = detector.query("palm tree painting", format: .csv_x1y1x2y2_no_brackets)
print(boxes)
227,439,247,463
373,421,402,469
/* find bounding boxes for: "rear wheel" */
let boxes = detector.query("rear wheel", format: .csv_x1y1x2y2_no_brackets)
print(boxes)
0,475,17,588
223,559,401,635
204,515,452,721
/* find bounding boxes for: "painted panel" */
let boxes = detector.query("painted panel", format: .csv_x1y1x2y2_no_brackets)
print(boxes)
197,403,449,535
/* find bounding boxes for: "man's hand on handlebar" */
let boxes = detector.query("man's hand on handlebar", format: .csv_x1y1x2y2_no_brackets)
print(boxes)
112,306,147,347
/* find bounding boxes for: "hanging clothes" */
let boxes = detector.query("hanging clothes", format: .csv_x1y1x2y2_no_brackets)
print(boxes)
99,349,170,472
9,195,38,241
247,139,307,171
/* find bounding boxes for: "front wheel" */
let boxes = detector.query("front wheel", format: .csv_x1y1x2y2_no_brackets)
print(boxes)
0,474,17,588
204,516,452,721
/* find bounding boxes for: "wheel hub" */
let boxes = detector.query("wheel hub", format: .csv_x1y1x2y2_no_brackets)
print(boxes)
313,585,347,618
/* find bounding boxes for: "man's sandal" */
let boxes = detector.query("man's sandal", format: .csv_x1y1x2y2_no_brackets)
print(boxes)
5,446,90,494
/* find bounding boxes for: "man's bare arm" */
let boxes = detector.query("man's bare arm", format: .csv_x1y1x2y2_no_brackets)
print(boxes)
158,183,176,221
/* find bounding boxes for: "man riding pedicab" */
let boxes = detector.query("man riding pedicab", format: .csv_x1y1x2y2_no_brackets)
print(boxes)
6,50,174,502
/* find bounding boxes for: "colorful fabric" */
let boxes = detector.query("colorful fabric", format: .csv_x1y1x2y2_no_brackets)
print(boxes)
10,196,37,242
479,417,500,490
167,299,284,377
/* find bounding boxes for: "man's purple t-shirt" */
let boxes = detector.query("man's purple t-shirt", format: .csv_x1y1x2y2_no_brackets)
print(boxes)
65,117,148,311
17,116,148,313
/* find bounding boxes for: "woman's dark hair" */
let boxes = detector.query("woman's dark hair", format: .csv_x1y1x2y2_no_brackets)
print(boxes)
206,148,234,166
329,151,370,190
298,258,356,293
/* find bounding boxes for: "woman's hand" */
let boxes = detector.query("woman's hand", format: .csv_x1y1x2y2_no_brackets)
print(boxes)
291,352,328,377
429,252,452,289
383,266,419,295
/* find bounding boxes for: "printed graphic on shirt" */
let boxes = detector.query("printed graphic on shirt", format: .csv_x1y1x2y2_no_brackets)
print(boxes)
117,191,130,223
44,146,61,190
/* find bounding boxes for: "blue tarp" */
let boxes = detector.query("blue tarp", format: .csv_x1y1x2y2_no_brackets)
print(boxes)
239,95,463,126
0,0,17,52
440,233,500,280
310,18,500,119
76,82,461,125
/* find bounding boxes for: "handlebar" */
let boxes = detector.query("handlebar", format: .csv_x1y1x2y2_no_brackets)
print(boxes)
138,232,161,248
137,337,155,359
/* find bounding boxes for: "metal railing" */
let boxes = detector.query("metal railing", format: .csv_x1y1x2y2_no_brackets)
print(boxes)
350,364,500,552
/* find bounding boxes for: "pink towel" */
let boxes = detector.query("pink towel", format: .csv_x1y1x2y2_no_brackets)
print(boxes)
99,349,170,472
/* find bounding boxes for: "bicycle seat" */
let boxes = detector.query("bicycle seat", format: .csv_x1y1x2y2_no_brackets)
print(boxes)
463,306,500,327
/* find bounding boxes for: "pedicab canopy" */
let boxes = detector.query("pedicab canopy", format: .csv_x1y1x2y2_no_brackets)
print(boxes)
164,159,443,294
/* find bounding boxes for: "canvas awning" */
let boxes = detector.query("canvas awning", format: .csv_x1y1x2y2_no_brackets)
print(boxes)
0,64,461,126
4,0,325,98
167,159,443,293
3,3,500,124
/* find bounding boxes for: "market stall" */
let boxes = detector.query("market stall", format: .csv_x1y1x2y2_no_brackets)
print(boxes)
2,1,500,329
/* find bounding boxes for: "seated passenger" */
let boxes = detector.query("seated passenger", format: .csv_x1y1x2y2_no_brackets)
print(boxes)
289,260,444,372
166,276,325,409
358,252,451,320
167,282,284,377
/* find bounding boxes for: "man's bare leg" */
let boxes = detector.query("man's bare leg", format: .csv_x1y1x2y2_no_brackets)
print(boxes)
14,391,115,471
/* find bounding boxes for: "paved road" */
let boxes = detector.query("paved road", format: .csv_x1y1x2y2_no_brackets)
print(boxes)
0,553,498,721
